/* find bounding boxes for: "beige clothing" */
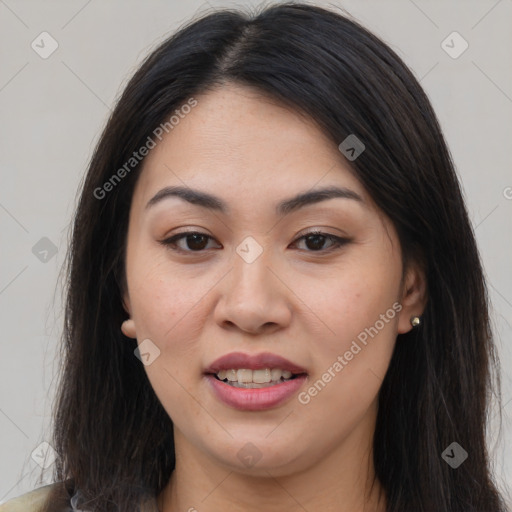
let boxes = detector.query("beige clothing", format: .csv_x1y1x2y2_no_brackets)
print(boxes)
0,483,159,512
0,484,57,512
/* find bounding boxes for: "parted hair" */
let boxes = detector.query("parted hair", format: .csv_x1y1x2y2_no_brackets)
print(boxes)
41,3,507,511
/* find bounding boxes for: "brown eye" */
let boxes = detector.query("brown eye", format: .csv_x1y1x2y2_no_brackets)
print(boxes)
184,233,209,251
160,232,221,252
304,233,329,251
293,231,350,253
160,230,349,255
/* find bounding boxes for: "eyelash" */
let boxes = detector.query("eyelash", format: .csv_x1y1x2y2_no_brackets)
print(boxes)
159,230,350,255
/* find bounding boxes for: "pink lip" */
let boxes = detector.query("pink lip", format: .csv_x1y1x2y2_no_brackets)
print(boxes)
204,351,307,374
205,374,308,411
204,351,308,411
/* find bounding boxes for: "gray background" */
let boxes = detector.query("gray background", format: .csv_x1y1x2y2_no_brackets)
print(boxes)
1,0,511,505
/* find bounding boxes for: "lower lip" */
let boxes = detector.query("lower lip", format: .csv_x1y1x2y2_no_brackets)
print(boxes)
205,374,307,411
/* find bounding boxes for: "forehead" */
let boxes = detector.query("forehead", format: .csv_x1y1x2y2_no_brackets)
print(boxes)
132,83,369,210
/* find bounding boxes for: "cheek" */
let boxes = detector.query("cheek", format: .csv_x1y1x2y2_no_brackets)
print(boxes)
295,250,401,403
127,262,210,417
297,258,401,351
127,253,209,358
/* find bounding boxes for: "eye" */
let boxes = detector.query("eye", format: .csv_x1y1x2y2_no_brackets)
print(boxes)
291,230,350,252
159,231,221,252
159,229,350,254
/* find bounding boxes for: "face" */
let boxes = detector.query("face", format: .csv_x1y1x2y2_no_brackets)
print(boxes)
122,83,425,477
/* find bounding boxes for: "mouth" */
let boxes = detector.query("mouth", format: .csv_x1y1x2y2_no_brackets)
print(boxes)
210,368,306,389
204,352,308,410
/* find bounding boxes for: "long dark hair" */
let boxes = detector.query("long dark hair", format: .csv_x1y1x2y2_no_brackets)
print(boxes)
42,3,508,511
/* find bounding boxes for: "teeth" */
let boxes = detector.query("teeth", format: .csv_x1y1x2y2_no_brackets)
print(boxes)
226,369,237,382
215,368,295,385
271,368,293,381
253,369,271,383
236,369,252,383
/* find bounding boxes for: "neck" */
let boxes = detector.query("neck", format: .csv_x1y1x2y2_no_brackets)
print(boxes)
158,413,386,512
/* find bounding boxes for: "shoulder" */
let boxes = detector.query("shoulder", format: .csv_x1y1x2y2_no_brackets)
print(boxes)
0,483,70,512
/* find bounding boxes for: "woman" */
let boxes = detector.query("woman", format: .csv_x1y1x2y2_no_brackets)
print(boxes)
1,2,508,511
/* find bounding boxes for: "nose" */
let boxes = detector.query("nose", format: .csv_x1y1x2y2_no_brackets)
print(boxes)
213,246,292,335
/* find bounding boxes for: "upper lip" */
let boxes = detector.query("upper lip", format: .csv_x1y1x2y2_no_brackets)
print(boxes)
204,351,307,374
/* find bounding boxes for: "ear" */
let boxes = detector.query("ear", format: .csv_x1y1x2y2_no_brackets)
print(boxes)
397,260,427,334
121,292,137,339
121,319,137,339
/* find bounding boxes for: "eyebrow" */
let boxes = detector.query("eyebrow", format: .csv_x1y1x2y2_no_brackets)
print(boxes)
145,185,364,215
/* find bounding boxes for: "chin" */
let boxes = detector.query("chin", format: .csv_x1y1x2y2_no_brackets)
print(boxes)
206,439,309,476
